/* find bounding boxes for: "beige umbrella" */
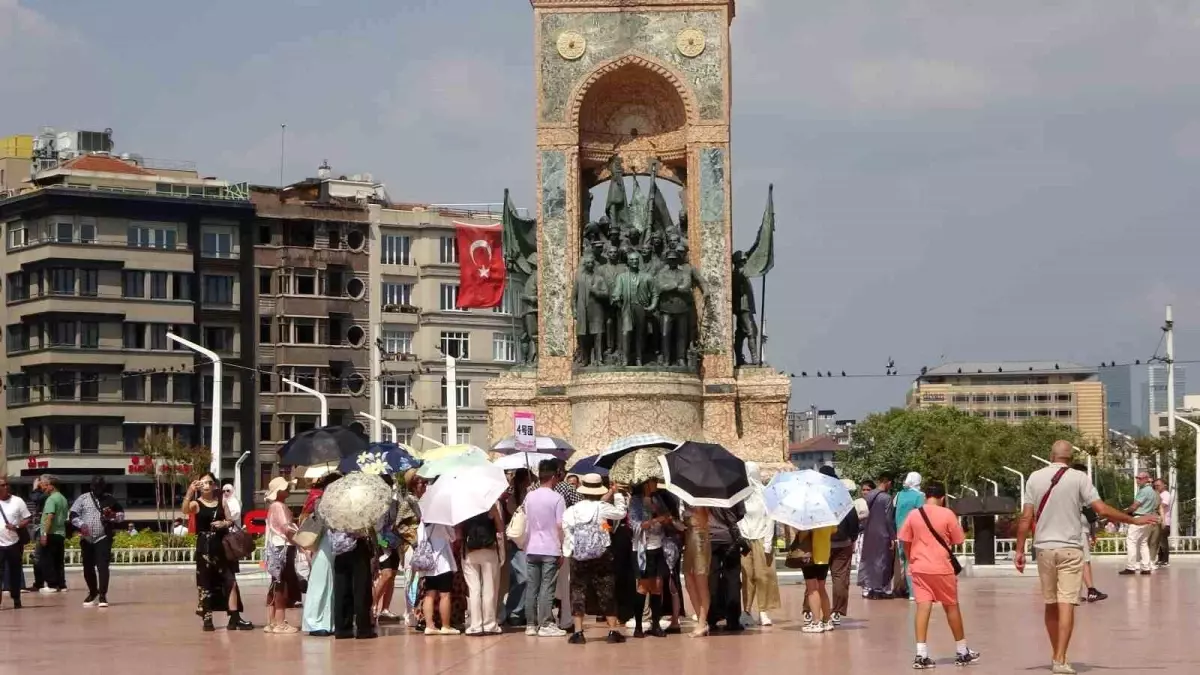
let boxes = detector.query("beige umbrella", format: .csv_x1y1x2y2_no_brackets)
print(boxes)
610,447,668,486
317,472,391,533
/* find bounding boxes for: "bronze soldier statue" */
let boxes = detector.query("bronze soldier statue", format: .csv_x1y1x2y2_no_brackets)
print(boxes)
731,250,760,366
520,257,540,364
611,251,658,366
655,249,705,366
573,254,608,366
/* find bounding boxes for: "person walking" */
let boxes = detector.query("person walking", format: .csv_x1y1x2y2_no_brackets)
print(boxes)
803,466,860,625
859,473,896,599
70,476,124,609
1069,465,1107,604
522,460,566,637
1015,441,1156,674
898,481,979,668
37,475,69,594
787,523,836,634
1152,478,1172,568
1119,471,1159,576
561,474,627,644
894,472,925,600
25,477,47,593
462,502,505,636
0,477,32,610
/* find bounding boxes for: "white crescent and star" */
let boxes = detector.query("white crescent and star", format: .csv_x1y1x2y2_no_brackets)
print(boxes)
469,239,493,279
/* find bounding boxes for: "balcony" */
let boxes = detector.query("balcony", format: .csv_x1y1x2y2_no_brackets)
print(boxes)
5,348,194,370
7,293,194,324
7,399,194,425
7,235,191,269
254,246,367,271
381,305,421,325
276,294,363,317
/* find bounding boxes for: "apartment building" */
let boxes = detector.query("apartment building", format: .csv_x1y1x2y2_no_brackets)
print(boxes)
369,203,519,450
908,361,1107,444
0,149,257,518
252,169,380,484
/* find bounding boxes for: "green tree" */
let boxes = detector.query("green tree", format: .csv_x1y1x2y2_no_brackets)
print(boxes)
139,433,212,537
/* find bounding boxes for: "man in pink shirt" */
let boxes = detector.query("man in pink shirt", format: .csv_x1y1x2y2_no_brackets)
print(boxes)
521,460,567,637
898,482,979,669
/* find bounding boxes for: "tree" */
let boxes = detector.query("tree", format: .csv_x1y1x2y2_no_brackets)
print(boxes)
139,433,213,537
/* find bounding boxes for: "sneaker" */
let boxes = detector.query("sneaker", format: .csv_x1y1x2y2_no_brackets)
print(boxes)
39,587,57,594
1085,589,1108,603
525,625,539,636
606,630,626,644
625,618,637,629
1118,569,1137,576
802,611,814,625
801,622,825,634
538,625,567,638
378,610,401,623
1140,570,1152,576
830,612,844,625
739,611,756,626
1051,662,1076,675
82,594,99,608
568,632,586,645
821,621,835,632
97,596,109,608
56,587,68,593
759,612,773,626
424,627,438,636
955,650,980,666
465,627,482,636
913,655,937,669
486,626,504,635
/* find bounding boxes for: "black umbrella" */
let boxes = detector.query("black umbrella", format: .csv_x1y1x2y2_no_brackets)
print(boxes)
658,441,753,508
279,425,369,467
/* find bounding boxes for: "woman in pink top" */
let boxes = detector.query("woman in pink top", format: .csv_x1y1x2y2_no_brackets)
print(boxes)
897,482,978,669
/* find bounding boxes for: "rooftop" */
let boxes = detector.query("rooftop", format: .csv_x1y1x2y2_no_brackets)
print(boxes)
921,361,1095,378
57,154,154,176
789,435,843,453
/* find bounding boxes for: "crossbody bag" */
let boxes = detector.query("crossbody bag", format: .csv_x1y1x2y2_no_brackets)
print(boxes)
1035,467,1070,527
917,507,963,576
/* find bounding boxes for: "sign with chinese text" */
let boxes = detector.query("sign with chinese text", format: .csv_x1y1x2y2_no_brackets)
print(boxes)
514,411,536,452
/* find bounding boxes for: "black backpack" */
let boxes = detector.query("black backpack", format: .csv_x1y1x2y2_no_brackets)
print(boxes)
833,507,861,544
464,510,497,551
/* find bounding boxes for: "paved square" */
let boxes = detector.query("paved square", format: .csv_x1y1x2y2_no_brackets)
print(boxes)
0,560,1192,674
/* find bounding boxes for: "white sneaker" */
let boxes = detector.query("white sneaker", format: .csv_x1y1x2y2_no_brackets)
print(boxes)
525,626,539,636
538,625,567,638
625,618,637,629
759,612,773,627
801,622,825,634
830,612,843,626
39,588,57,595
821,621,835,632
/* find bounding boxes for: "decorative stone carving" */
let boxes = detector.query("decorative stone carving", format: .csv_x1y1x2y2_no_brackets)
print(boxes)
676,28,707,58
539,150,570,358
556,31,587,60
697,147,729,356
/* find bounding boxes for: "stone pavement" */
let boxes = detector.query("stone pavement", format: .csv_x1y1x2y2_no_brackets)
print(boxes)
1,559,1194,675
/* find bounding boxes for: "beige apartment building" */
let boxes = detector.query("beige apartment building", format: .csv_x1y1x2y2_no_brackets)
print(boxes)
908,361,1107,444
0,148,257,519
369,203,518,450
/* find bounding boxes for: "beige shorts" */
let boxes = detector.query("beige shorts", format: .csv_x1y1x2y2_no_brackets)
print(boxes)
1036,547,1084,605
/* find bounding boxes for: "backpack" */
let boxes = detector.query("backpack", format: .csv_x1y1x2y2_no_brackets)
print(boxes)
833,507,861,544
409,525,438,573
464,511,498,551
571,506,609,561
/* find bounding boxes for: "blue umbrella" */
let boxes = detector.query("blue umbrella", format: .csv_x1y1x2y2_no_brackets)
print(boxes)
568,455,609,477
338,442,421,476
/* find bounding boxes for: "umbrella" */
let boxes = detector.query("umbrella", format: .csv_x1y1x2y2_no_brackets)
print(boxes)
763,469,854,531
567,455,609,477
596,433,679,469
317,472,392,533
658,441,752,508
419,443,484,462
418,463,509,526
338,442,420,476
491,436,576,461
610,448,668,486
493,452,559,472
417,451,489,479
279,425,369,467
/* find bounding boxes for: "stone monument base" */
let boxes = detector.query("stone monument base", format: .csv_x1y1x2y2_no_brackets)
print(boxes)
485,366,791,465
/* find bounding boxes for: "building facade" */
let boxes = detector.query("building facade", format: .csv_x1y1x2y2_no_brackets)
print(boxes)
0,151,257,518
908,361,1107,444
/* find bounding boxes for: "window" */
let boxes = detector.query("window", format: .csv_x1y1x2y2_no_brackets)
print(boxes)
1035,409,1051,417
202,275,235,306
202,375,237,405
79,217,96,244
123,323,147,349
440,426,471,445
283,415,320,439
51,372,76,400
149,323,169,350
259,317,272,344
993,410,1010,419
150,374,169,402
79,375,98,401
79,425,100,454
202,326,234,353
383,379,410,408
123,375,145,402
951,394,970,404
124,425,147,454
1014,394,1031,403
290,318,317,344
80,322,99,349
381,282,412,307
8,224,28,249
258,269,272,295
260,414,273,442
6,374,28,406
127,223,178,250
48,268,75,295
973,410,990,418
259,368,273,393
492,332,517,362
80,269,98,297
55,221,74,243
6,324,28,353
123,271,145,298
1034,394,1052,403
201,230,234,258
381,234,412,265
173,273,193,301
258,224,272,245
173,374,195,403
7,272,28,301
150,272,168,299
293,269,317,295
383,426,414,445
493,285,519,315
440,331,470,360
1014,409,1031,419
1055,393,1073,403
992,394,1011,403
440,378,471,408
971,394,988,403
439,284,461,311
439,236,458,264
1055,410,1074,418
50,425,76,453
48,320,76,347
381,329,412,356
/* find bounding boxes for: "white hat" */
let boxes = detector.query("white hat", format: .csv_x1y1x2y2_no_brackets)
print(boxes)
264,476,290,501
577,473,608,497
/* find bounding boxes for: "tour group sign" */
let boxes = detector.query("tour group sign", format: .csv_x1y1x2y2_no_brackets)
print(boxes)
515,411,536,452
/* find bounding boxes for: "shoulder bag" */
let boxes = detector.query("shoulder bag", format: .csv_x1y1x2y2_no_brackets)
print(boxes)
220,499,255,561
506,504,528,549
0,500,31,548
1035,467,1070,526
294,512,326,551
784,528,814,569
917,507,963,576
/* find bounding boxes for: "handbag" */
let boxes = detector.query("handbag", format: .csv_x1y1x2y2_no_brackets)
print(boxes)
0,500,31,549
506,504,528,549
917,507,963,576
409,525,438,573
220,501,255,561
294,513,325,551
785,529,814,569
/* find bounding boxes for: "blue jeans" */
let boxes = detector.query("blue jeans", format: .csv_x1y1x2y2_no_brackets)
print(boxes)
524,554,559,628
504,547,527,622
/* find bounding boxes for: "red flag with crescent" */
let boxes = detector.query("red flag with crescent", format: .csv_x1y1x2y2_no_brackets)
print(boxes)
454,222,507,309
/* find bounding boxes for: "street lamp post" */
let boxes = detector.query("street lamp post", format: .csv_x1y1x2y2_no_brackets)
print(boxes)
978,476,999,496
166,332,222,480
1070,445,1093,485
1031,454,1051,466
358,412,397,444
282,377,328,427
1110,428,1139,501
1173,414,1199,538
962,486,979,496
1002,466,1026,506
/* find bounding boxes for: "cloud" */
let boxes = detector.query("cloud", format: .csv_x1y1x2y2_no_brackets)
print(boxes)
841,58,992,111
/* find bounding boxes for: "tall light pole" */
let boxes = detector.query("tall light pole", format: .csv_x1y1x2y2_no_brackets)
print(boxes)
1070,445,1093,486
1164,304,1178,540
1002,466,1026,506
1173,414,1198,538
1031,454,1051,466
1110,428,1139,500
962,486,979,496
166,332,221,479
282,377,328,427
358,412,397,444
445,353,458,445
371,327,384,444
978,476,999,496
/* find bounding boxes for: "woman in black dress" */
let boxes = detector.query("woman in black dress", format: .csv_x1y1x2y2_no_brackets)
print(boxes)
183,472,253,632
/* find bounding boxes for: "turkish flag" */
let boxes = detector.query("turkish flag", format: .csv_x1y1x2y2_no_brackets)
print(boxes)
454,222,507,309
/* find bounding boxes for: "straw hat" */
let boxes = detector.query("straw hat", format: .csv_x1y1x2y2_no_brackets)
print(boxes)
577,473,608,497
264,476,290,501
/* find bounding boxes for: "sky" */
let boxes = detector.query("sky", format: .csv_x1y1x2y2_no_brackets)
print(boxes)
4,0,1200,418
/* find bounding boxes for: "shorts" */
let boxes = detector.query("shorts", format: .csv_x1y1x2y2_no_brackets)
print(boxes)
570,553,616,617
801,564,829,581
380,549,400,571
424,572,454,593
639,548,665,581
911,572,959,606
1036,547,1084,605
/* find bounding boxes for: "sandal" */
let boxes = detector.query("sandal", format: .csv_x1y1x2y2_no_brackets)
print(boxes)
263,624,277,634
275,623,299,634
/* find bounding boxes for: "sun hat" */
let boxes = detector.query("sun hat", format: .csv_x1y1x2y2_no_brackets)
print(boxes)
577,473,608,497
264,476,290,501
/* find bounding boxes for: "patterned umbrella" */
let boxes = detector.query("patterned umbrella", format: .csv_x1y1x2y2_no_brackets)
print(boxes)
492,452,559,472
337,442,420,476
317,472,391,533
418,463,509,526
658,441,753,508
491,436,576,461
763,469,854,531
609,448,668,486
417,451,489,479
596,433,679,469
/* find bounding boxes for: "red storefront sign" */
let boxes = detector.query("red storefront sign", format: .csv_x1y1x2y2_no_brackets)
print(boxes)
26,457,49,470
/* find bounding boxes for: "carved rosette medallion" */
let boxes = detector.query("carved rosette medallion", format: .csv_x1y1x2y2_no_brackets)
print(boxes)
676,28,706,58
556,31,587,60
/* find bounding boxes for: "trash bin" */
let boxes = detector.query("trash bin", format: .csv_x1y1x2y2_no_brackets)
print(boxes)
952,496,1017,566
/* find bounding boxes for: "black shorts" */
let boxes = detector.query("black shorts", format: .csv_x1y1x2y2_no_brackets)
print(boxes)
425,572,454,593
639,548,665,580
380,549,400,571
801,564,829,581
